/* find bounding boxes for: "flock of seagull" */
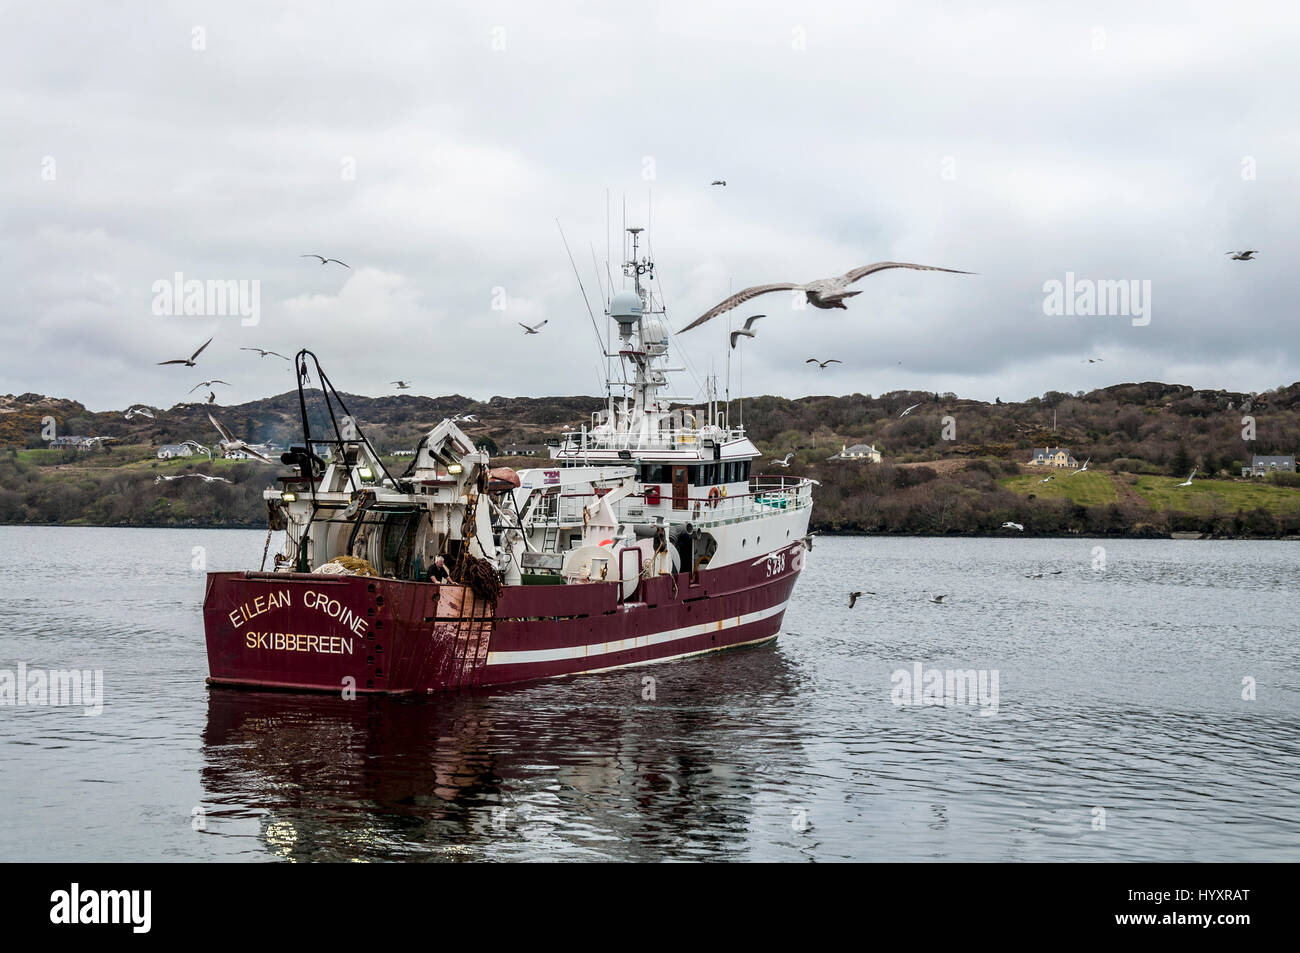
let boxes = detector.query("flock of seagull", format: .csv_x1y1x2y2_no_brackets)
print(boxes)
143,252,494,488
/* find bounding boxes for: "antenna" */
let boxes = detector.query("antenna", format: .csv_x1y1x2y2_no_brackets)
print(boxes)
556,219,606,379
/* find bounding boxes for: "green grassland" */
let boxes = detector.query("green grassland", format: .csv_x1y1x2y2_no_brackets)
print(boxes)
1133,475,1300,516
997,470,1119,505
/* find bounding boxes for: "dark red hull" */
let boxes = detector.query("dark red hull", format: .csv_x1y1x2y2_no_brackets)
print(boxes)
203,541,805,694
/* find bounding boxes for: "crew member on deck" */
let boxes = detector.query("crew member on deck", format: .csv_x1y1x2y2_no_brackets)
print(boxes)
430,555,451,583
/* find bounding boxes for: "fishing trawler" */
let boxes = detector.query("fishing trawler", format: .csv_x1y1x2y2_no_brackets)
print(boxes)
202,229,814,693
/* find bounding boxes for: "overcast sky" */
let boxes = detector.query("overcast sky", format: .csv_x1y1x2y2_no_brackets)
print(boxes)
3,1,1297,412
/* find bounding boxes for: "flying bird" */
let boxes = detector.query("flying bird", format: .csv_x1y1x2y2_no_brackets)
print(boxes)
194,473,233,484
205,391,217,404
848,591,876,609
240,347,290,361
929,593,947,604
451,413,479,423
301,254,350,267
1226,250,1257,261
208,413,272,463
124,406,155,420
391,381,411,389
770,452,795,468
799,532,818,551
157,337,213,367
1082,358,1104,363
1070,458,1090,475
1002,522,1024,531
1025,571,1043,579
805,358,842,369
679,261,973,332
188,380,229,393
520,319,549,334
1039,474,1054,484
729,314,764,349
710,180,726,186
1176,468,1197,487
899,403,922,417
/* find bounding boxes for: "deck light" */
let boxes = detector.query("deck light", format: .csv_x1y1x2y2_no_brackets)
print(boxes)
357,466,374,481
281,491,297,502
447,463,463,474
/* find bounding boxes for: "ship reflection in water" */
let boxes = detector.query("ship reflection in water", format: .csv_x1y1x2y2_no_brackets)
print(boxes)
200,646,813,861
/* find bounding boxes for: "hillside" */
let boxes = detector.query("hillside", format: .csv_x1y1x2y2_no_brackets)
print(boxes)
2,381,1299,536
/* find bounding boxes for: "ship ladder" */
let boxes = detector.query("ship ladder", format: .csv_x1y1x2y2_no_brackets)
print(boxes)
452,590,492,691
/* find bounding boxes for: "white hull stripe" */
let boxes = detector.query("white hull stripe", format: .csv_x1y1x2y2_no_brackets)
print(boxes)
485,601,787,666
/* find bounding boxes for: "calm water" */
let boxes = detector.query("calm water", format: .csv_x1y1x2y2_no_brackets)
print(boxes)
0,525,1296,862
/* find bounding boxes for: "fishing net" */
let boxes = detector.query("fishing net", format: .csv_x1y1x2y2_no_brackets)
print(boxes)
454,553,502,605
315,555,379,577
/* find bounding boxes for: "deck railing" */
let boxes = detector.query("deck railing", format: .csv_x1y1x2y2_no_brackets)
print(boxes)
543,475,813,527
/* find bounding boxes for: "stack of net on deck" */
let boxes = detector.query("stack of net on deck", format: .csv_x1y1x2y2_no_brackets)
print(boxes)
454,553,502,605
314,555,379,577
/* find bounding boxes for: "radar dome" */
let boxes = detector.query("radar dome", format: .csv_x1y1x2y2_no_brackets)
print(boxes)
641,317,668,345
609,290,643,320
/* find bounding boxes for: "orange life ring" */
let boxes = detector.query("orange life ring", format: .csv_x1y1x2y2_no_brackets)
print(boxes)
708,486,720,508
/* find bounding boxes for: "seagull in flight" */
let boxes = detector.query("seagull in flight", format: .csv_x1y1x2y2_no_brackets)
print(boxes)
1069,458,1090,475
770,452,795,468
188,380,229,393
711,180,726,186
451,413,479,423
301,254,349,267
158,337,213,367
928,593,947,604
1226,250,1258,261
1082,358,1104,363
1176,468,1197,487
899,402,922,417
391,381,411,389
194,473,233,484
1039,474,1054,483
520,319,549,334
806,358,842,369
208,413,272,463
124,406,155,420
848,590,876,609
679,261,973,332
1002,522,1024,531
729,314,764,349
240,347,290,361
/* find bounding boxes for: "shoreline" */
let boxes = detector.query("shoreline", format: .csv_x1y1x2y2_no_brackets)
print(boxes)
3,520,1297,541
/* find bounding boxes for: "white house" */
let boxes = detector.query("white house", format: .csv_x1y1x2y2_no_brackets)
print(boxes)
832,443,882,463
156,444,194,459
